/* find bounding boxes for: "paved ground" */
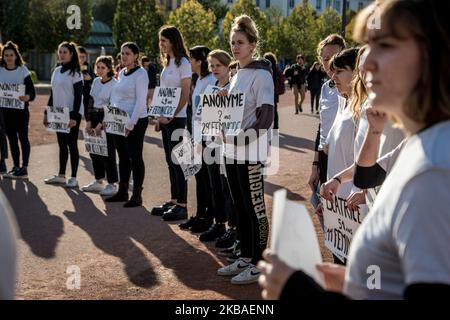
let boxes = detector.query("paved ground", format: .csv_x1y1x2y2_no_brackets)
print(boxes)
1,90,331,300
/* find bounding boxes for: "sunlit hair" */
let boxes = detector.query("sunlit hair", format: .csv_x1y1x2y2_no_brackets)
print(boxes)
231,15,260,55
316,34,346,64
58,41,81,76
349,46,369,120
353,0,450,127
208,49,232,69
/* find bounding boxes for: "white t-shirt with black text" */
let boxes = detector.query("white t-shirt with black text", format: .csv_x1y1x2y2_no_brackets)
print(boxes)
159,57,192,118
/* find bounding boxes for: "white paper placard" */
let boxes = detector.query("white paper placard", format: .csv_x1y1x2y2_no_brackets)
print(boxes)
172,138,202,180
148,86,181,117
103,105,129,136
0,83,25,109
271,189,325,287
46,106,70,133
83,129,108,156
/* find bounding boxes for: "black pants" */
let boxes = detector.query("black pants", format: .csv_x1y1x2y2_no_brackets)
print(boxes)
3,108,30,168
222,174,237,227
205,147,227,224
274,101,279,130
113,117,148,189
0,108,9,160
310,89,321,111
225,161,269,265
88,111,118,183
318,150,328,185
195,160,213,220
161,118,187,204
57,113,81,177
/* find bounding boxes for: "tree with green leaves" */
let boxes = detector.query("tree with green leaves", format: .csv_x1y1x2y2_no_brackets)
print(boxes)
264,7,287,59
281,0,319,64
315,7,342,43
0,0,31,51
221,0,269,54
113,0,164,58
27,0,93,52
197,0,227,20
167,0,218,49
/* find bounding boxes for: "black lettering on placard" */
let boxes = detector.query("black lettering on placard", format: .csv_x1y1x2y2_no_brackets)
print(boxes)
158,87,176,98
48,122,68,131
0,83,21,91
325,227,351,256
0,97,22,109
105,122,125,133
202,93,244,109
325,196,362,224
150,105,175,116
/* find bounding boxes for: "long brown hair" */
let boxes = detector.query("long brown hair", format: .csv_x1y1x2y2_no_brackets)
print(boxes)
349,46,369,120
0,41,25,67
159,25,189,68
353,0,450,127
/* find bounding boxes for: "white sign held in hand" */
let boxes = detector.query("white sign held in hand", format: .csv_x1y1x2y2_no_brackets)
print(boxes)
271,189,325,287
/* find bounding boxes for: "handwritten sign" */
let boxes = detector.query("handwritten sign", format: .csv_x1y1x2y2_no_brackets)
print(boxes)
0,83,25,109
172,138,202,180
83,129,108,156
149,86,181,117
200,92,245,136
271,189,325,287
46,106,70,133
322,196,365,261
103,105,128,136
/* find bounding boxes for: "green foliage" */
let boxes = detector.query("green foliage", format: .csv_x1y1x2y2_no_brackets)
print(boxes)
281,0,319,63
197,0,227,20
113,0,164,58
0,0,32,51
316,7,342,42
27,0,93,52
167,0,218,49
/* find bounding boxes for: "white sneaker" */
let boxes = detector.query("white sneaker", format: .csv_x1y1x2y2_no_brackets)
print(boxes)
82,181,104,193
231,265,260,285
217,257,250,277
44,175,66,185
65,177,79,188
100,183,117,196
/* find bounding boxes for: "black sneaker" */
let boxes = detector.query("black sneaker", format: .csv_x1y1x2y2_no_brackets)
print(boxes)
218,241,240,257
190,217,212,233
10,167,28,179
151,201,175,216
162,205,188,221
215,228,237,248
4,167,19,178
179,216,199,230
199,223,226,242
0,160,7,174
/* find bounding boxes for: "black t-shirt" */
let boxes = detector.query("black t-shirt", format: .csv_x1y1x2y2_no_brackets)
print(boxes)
290,64,308,86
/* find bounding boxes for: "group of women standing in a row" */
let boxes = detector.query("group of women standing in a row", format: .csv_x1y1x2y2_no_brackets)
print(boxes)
1,14,275,286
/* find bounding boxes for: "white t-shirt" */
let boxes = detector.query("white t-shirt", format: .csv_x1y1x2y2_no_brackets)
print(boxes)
319,80,340,151
0,190,18,300
90,77,117,109
110,67,149,130
159,57,192,118
223,66,274,162
344,120,450,300
325,99,356,199
50,66,83,114
0,65,30,85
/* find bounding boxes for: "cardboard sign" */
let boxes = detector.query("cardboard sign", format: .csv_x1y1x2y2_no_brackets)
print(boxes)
46,106,70,133
271,189,325,287
83,129,108,156
200,92,245,136
149,86,181,117
322,196,365,261
0,83,25,109
172,138,202,180
103,105,128,136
